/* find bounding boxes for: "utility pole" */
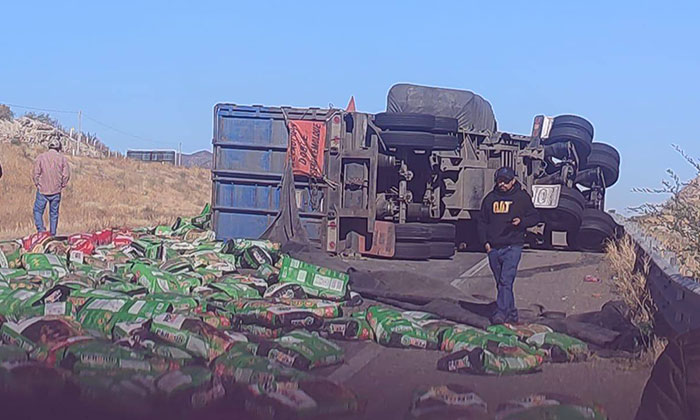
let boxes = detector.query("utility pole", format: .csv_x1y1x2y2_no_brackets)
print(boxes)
77,110,82,156
178,141,182,166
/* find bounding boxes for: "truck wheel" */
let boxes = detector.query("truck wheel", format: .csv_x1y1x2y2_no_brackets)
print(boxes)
428,223,456,241
398,222,456,241
374,113,435,132
394,223,432,242
570,208,616,252
541,186,585,231
432,116,459,134
381,131,435,149
546,125,593,161
393,242,431,260
553,115,594,139
430,241,456,259
584,143,620,187
433,134,460,150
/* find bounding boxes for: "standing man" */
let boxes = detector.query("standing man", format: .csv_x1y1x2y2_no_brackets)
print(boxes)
32,137,70,236
477,166,541,324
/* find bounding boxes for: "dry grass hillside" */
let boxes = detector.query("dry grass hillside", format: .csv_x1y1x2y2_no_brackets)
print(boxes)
634,174,700,278
0,142,210,240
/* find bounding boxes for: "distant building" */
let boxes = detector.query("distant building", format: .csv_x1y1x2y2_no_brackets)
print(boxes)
126,149,180,165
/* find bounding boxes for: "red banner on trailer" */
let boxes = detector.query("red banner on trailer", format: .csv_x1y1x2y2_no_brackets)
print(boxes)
287,120,326,178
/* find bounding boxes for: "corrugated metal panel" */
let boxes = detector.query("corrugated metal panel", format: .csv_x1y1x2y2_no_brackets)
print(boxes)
211,104,330,241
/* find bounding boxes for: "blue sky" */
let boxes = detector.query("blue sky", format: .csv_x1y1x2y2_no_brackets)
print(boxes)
1,1,699,212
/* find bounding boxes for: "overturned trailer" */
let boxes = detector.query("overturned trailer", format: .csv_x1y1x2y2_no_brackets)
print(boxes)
211,84,620,259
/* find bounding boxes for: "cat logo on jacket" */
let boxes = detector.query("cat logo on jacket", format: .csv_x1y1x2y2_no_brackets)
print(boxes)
493,201,513,214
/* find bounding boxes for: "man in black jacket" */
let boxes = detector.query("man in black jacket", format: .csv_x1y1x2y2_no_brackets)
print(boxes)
477,167,541,324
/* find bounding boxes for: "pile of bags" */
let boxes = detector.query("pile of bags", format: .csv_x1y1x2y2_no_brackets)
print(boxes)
0,205,362,418
0,204,598,419
408,385,607,419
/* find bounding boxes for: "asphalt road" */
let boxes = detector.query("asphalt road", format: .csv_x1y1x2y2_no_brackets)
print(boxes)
315,250,652,420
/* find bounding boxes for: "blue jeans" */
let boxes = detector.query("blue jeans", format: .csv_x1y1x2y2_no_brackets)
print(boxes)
487,244,523,321
33,191,61,235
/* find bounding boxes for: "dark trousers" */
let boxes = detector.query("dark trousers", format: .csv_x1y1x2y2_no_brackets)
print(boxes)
33,191,61,235
487,244,523,321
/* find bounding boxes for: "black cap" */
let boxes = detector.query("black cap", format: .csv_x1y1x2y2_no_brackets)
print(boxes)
494,166,516,182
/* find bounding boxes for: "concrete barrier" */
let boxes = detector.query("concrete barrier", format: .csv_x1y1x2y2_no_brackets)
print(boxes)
612,213,700,336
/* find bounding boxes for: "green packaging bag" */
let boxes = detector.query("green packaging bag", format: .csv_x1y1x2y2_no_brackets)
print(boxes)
487,323,554,340
187,250,236,272
229,300,324,331
277,255,350,301
218,273,268,294
64,286,130,308
441,324,538,357
495,393,608,420
229,239,280,256
112,320,196,363
0,268,28,282
0,344,28,363
54,339,170,374
0,316,91,359
409,384,490,420
263,283,308,299
159,257,195,274
235,323,284,340
12,301,76,321
260,330,343,371
526,331,589,363
196,282,261,302
131,263,198,294
272,298,343,319
366,306,440,350
143,293,200,313
0,289,41,317
76,297,131,337
239,246,274,269
21,253,69,279
437,347,543,376
150,313,245,361
213,347,308,387
255,263,279,283
321,317,374,341
0,241,22,269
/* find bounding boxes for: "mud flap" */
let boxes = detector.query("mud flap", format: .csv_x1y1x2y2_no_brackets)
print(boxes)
356,221,395,258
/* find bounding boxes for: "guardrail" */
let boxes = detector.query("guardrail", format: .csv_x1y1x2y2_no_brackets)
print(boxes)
612,213,700,336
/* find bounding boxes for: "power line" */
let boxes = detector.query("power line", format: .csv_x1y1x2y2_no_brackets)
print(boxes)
82,114,174,146
1,102,78,114
1,100,176,147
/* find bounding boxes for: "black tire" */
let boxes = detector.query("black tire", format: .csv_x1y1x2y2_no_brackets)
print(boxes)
428,223,456,241
584,143,620,187
374,112,435,132
432,116,459,134
393,242,431,260
546,125,593,161
541,186,585,231
394,223,432,242
381,131,435,149
588,142,620,162
553,115,594,139
398,222,456,241
430,241,455,259
571,209,616,252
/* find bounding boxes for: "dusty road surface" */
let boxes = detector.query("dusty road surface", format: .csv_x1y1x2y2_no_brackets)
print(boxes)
316,250,652,420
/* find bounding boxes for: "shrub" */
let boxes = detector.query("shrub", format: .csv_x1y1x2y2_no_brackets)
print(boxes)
0,104,13,121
